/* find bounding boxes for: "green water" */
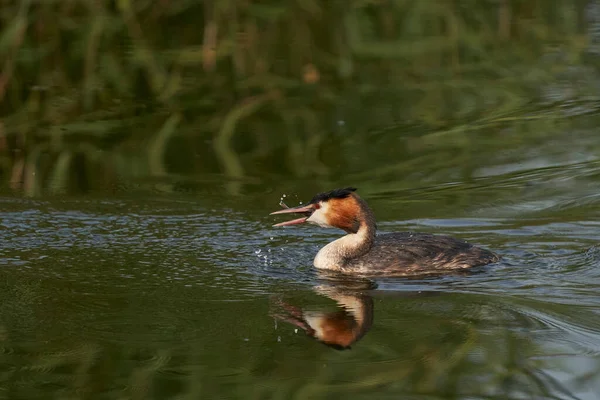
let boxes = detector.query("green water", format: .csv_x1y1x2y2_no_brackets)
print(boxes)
4,1,600,399
3,123,600,398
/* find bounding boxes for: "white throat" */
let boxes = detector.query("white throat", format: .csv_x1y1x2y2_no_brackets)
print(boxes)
313,228,371,270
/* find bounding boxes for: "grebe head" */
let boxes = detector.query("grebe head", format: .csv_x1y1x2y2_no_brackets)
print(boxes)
270,187,370,234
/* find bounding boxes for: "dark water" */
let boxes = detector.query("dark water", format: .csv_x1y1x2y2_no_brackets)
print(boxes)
3,123,600,399
5,0,600,398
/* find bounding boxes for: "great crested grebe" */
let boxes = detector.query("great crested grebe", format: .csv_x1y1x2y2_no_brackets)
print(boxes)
270,187,500,276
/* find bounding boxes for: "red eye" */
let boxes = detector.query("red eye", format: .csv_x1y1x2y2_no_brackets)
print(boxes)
314,203,321,209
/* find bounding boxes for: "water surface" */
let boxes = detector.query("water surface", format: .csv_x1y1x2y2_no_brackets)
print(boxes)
3,126,600,399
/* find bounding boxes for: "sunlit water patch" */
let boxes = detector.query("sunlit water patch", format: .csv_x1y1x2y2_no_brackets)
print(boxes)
0,197,317,298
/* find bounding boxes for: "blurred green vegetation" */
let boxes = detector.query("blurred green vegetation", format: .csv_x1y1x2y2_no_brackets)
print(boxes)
0,0,597,196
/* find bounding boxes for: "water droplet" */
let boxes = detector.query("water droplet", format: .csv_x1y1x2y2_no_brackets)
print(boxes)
277,336,281,342
255,249,261,254
294,329,298,334
282,194,287,198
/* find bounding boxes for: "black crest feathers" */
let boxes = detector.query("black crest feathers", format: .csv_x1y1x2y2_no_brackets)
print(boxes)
309,187,357,204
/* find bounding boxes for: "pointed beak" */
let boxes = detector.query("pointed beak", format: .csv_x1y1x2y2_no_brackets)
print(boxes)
270,204,315,227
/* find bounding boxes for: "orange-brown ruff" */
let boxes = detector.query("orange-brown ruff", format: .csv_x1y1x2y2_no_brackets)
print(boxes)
270,187,500,276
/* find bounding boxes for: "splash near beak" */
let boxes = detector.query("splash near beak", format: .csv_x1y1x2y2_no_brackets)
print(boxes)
270,204,314,227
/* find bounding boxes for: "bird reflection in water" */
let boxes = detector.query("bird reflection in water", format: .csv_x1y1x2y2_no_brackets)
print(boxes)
270,273,447,350
270,276,377,350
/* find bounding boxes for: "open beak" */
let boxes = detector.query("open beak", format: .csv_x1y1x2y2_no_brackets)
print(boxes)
270,204,315,227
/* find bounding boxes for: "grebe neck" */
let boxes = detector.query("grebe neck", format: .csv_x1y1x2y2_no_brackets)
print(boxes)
314,203,377,270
